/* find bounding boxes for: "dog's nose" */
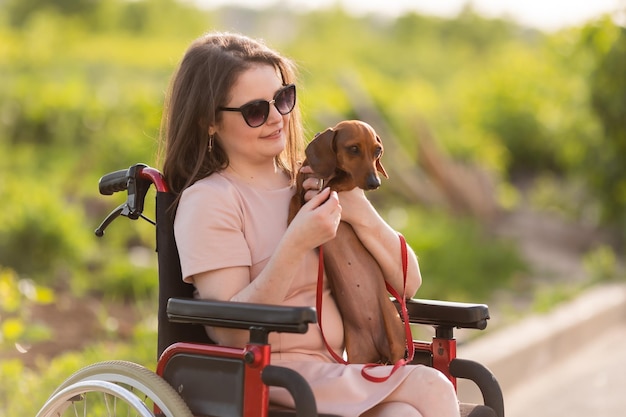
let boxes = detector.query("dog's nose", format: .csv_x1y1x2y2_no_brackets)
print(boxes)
365,175,381,190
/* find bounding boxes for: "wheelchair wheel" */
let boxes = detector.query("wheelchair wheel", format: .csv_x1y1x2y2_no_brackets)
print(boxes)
39,360,193,417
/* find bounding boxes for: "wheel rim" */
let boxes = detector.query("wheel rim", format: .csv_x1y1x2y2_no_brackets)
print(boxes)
37,380,154,417
41,361,192,417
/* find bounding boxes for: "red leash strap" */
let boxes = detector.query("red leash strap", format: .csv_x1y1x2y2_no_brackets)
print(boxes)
316,233,413,381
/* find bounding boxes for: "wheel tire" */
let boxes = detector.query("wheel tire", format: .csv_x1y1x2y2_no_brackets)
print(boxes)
42,360,193,417
37,380,156,417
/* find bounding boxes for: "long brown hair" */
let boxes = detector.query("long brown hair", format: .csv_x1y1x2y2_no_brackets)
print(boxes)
158,32,304,202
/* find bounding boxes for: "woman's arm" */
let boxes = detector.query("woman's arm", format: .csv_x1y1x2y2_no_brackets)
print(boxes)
337,188,422,297
189,187,342,346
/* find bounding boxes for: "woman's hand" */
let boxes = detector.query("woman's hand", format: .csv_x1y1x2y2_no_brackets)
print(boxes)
288,187,342,250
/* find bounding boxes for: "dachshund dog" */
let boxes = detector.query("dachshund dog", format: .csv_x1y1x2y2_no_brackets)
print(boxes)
288,120,406,364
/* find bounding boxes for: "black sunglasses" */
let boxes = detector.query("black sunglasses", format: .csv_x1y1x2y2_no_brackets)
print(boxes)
218,84,296,128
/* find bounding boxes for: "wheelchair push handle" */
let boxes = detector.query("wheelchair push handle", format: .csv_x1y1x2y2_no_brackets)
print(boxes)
95,163,169,237
99,169,131,195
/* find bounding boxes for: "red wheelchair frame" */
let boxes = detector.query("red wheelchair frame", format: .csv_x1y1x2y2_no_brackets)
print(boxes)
94,163,504,417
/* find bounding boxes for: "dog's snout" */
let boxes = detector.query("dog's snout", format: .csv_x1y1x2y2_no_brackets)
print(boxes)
365,175,381,190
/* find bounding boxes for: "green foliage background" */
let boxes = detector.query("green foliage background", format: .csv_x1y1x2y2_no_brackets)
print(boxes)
0,1,624,414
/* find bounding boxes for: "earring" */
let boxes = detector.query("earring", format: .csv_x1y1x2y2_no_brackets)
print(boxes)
208,133,214,152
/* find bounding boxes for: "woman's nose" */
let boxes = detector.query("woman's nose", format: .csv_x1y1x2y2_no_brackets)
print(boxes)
266,103,283,125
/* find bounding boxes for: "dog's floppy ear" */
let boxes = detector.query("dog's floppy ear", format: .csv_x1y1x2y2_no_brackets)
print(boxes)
375,135,389,179
305,128,337,178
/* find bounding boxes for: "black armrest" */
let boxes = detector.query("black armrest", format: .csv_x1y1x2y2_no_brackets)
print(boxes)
395,298,489,330
167,298,317,334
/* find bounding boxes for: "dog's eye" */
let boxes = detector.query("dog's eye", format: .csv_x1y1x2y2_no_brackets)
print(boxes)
347,145,360,155
374,147,383,157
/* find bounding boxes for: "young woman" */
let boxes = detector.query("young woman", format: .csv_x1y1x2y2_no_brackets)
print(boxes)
160,32,460,417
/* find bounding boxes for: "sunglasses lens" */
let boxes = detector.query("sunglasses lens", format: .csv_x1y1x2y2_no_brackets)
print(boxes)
241,101,270,128
275,85,296,115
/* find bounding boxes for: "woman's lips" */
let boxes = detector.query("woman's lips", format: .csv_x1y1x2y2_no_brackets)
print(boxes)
262,128,282,139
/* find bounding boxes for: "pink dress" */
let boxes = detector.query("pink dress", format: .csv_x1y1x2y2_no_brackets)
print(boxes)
174,171,419,417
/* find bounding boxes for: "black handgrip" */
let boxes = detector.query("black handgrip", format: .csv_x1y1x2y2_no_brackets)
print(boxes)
99,169,129,195
450,358,504,417
262,365,319,417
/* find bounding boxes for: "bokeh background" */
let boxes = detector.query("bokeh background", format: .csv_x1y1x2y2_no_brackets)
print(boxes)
1,0,625,414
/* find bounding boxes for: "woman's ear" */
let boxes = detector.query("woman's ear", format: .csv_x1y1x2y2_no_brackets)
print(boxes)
199,114,216,136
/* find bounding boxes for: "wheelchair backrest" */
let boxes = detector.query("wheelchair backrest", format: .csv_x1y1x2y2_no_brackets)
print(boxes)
156,191,212,357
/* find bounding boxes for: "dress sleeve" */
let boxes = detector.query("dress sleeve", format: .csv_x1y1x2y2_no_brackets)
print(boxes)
174,177,252,283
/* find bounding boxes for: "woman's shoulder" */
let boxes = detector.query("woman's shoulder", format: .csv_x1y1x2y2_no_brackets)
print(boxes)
179,172,242,208
185,172,242,194
186,172,232,190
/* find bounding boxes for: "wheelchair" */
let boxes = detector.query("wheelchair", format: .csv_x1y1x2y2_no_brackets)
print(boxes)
36,163,505,417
